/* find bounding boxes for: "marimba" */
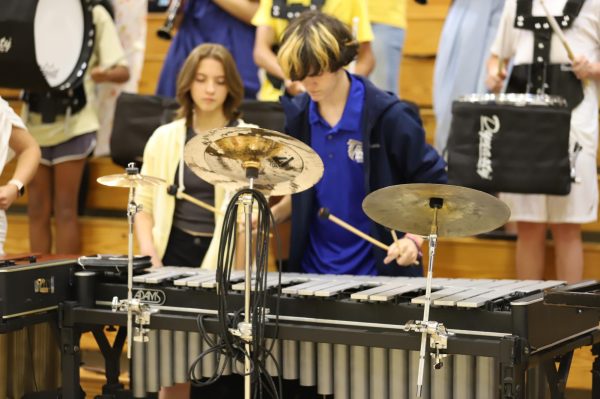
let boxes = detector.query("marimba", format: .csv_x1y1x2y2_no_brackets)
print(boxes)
60,268,600,399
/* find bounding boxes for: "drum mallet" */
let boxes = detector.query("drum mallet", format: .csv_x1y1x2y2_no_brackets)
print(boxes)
167,185,273,237
319,207,390,250
167,184,223,216
319,208,421,266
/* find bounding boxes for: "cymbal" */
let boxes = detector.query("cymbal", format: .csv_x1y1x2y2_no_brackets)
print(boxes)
362,183,510,237
97,173,165,188
184,126,324,196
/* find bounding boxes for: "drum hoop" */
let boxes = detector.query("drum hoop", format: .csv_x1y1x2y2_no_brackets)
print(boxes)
55,0,95,91
457,93,568,108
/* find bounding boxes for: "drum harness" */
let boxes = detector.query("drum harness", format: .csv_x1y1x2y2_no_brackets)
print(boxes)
509,0,585,108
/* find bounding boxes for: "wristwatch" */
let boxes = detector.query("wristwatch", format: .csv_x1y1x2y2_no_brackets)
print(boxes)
8,179,24,197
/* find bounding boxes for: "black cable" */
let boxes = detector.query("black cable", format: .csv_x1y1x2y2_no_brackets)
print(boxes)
188,188,283,398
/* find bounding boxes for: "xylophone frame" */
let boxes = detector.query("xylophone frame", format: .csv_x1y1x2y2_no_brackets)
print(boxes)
59,300,600,399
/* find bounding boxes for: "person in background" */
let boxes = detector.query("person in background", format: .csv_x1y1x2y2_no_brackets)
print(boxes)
0,97,41,255
0,97,45,399
270,11,446,277
485,0,600,283
156,0,260,99
94,0,147,156
367,0,407,95
252,0,375,101
23,4,129,255
433,0,504,154
135,43,255,398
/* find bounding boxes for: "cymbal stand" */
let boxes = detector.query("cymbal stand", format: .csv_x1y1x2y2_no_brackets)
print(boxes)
403,197,451,397
110,163,153,358
228,163,259,399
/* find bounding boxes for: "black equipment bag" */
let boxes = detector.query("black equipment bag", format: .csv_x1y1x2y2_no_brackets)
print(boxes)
110,92,179,167
110,95,286,168
447,96,572,195
239,100,285,132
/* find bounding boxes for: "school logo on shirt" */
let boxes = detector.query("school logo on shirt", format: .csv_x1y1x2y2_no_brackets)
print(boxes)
347,139,363,163
0,37,12,53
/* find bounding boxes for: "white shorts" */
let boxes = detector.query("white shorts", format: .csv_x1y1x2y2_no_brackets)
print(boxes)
499,152,598,224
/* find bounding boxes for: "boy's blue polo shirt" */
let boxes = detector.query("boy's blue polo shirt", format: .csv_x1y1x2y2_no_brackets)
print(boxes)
301,74,376,276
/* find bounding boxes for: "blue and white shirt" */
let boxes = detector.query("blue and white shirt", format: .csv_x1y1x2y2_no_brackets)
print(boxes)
302,74,376,275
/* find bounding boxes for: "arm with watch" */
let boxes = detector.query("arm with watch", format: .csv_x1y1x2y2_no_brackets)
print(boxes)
0,125,41,210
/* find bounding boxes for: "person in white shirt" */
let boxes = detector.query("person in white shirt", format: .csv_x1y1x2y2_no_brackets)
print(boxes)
0,97,41,254
486,0,600,283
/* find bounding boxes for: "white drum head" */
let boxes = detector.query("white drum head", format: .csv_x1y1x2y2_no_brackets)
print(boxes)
34,0,85,88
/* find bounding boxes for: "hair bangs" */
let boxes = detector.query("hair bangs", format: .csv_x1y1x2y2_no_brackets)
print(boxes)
279,11,353,81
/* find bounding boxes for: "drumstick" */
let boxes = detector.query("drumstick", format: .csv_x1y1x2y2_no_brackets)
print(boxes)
539,0,575,61
496,6,513,79
539,0,588,88
497,59,504,78
318,208,389,251
167,184,223,216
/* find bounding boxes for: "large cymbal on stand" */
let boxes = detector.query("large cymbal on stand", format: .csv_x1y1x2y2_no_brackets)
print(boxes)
97,173,165,188
362,183,510,237
184,126,324,196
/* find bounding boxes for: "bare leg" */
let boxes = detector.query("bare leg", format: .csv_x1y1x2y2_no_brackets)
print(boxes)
159,382,191,399
53,159,87,254
515,222,547,280
549,223,583,284
27,165,53,253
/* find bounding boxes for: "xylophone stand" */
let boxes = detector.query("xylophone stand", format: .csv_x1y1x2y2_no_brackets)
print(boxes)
403,197,451,397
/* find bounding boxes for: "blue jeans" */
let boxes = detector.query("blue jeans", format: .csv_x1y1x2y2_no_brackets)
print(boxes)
370,23,406,95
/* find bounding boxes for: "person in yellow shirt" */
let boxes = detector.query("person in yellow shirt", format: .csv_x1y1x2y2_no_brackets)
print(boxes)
368,0,407,95
252,0,375,101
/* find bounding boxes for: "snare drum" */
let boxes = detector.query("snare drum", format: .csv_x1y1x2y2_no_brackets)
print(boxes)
447,93,572,195
0,0,95,91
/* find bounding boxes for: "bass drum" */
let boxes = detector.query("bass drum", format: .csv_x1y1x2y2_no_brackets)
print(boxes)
0,0,94,91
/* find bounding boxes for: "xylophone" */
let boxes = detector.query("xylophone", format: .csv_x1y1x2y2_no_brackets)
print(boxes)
60,268,600,399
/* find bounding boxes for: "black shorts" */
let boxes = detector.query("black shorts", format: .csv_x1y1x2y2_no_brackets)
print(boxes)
40,131,96,166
